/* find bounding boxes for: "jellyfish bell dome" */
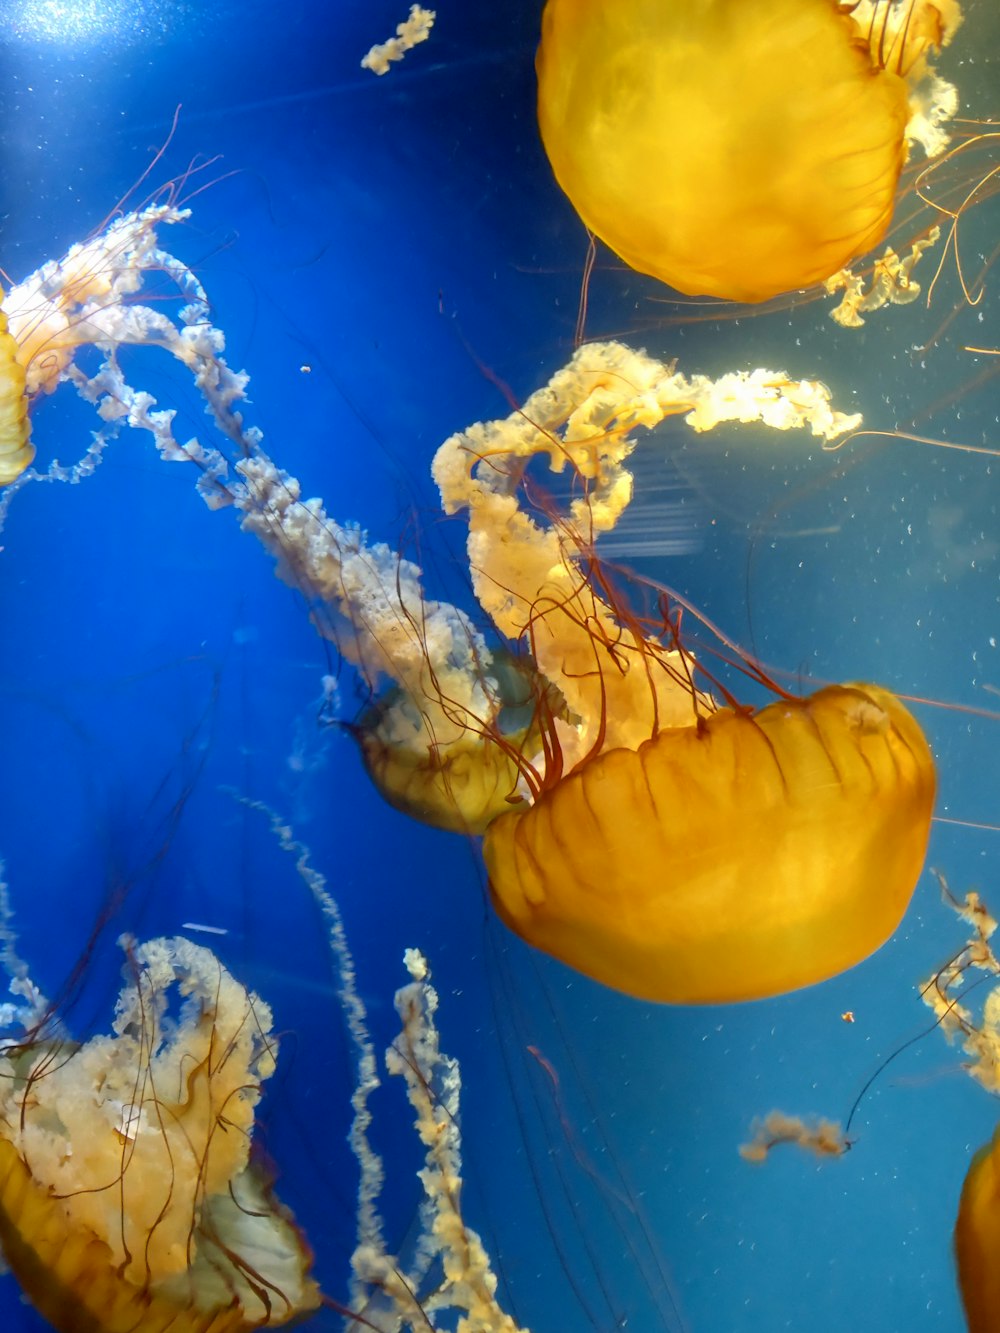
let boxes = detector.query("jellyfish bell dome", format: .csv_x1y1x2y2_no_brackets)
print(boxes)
956,1122,1000,1333
485,681,936,1005
536,0,963,303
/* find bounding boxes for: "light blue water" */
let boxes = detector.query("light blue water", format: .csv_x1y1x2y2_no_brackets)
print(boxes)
0,3,997,1330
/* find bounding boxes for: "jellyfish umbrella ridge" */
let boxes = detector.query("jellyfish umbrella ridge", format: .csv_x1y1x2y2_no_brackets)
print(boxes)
484,683,935,1004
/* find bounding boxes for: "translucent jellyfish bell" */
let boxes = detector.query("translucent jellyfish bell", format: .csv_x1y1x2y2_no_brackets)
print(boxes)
536,0,963,303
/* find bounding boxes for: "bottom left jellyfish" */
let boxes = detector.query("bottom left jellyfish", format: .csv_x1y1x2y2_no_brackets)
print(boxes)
0,932,321,1333
0,829,532,1333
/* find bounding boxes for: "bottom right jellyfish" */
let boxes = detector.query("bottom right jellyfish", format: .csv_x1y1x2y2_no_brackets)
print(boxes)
956,1125,1000,1333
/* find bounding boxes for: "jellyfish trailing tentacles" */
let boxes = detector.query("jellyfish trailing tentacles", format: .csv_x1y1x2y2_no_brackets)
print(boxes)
218,338,936,1005
428,342,936,1003
233,341,870,843
536,0,963,304
0,832,533,1333
922,882,1000,1331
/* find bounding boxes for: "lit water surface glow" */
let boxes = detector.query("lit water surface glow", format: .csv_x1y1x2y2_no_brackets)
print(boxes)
0,2,999,1330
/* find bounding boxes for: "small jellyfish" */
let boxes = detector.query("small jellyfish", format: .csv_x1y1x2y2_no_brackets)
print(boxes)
536,0,963,302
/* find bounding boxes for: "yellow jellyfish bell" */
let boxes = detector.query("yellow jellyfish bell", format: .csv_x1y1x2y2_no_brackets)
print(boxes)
536,0,962,302
0,296,33,486
353,652,560,835
956,1124,1000,1333
484,683,936,1005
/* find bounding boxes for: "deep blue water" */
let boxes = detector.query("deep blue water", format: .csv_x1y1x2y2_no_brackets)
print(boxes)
0,2,998,1330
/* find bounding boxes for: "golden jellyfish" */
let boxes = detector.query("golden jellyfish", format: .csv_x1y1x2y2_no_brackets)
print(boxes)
427,342,937,1004
0,300,32,485
0,834,530,1333
484,681,935,1005
0,934,320,1333
221,340,937,1004
222,338,935,1005
955,1125,1000,1333
536,0,964,303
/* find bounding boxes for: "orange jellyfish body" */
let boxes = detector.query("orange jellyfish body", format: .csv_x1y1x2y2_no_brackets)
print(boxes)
536,0,915,302
0,938,320,1333
955,1124,1000,1333
0,1142,311,1333
0,299,32,485
484,683,936,1004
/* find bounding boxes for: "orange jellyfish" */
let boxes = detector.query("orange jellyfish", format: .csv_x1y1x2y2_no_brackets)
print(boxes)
0,300,32,485
0,831,533,1333
428,342,936,1003
955,1125,1000,1333
232,338,935,1005
484,680,934,1005
0,934,320,1332
536,0,964,303
1,205,937,1014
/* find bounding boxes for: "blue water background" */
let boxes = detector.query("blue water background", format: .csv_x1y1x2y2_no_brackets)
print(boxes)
0,2,998,1329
